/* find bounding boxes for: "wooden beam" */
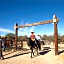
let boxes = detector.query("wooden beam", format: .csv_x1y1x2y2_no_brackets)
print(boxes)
54,22,58,55
15,23,18,50
53,15,58,55
14,19,59,28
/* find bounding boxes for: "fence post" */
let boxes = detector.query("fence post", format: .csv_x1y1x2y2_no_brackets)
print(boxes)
0,40,4,60
53,15,58,55
15,23,18,50
21,40,23,50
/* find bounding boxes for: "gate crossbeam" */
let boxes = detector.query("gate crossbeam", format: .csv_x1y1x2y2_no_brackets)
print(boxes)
14,19,59,28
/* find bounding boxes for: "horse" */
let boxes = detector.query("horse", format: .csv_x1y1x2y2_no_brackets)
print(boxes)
27,38,41,58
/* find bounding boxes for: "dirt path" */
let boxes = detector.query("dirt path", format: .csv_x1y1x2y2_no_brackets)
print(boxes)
0,45,64,64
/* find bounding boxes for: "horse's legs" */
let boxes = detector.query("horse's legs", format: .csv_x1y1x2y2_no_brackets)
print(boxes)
37,46,39,55
31,51,32,58
35,40,39,56
31,47,33,58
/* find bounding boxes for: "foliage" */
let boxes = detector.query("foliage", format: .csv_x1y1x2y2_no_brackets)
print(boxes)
41,35,54,41
41,35,48,40
18,35,27,41
5,33,15,40
41,34,64,43
5,33,64,43
58,35,64,42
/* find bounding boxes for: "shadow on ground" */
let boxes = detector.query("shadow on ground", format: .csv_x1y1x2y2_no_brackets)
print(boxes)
3,48,30,56
3,51,15,56
39,47,51,55
4,51,30,60
3,48,30,60
3,47,51,60
58,50,64,55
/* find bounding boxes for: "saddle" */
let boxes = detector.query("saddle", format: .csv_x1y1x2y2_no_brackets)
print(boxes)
31,38,35,41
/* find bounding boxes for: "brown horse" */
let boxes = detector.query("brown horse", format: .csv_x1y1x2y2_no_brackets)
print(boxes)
27,38,41,58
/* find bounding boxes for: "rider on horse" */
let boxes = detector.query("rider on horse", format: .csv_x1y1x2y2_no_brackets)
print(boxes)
30,32,37,48
29,32,41,58
30,32,35,41
30,32,41,50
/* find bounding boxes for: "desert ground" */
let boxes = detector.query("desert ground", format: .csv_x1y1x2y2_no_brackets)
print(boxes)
0,43,64,64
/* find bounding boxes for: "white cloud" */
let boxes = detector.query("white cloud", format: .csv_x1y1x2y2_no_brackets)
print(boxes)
20,19,29,25
0,28,14,33
0,22,35,36
18,20,35,36
18,26,35,36
29,26,34,32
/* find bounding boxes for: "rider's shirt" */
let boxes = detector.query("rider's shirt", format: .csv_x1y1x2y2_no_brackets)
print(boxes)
30,35,36,41
30,35,35,39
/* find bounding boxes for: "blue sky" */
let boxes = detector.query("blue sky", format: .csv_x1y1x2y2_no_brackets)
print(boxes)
0,0,64,36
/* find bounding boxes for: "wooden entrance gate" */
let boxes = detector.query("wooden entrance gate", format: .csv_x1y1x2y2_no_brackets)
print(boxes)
14,15,59,55
0,15,59,60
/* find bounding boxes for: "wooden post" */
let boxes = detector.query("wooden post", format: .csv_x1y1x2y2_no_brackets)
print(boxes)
0,40,4,60
21,40,23,50
53,15,58,55
54,22,58,55
15,23,18,50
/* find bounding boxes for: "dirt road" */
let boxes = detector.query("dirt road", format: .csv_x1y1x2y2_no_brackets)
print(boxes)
0,45,64,64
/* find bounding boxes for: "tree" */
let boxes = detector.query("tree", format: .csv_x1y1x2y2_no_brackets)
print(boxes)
41,35,54,42
18,35,27,41
41,35,48,40
61,35,64,42
48,35,54,42
5,33,15,40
